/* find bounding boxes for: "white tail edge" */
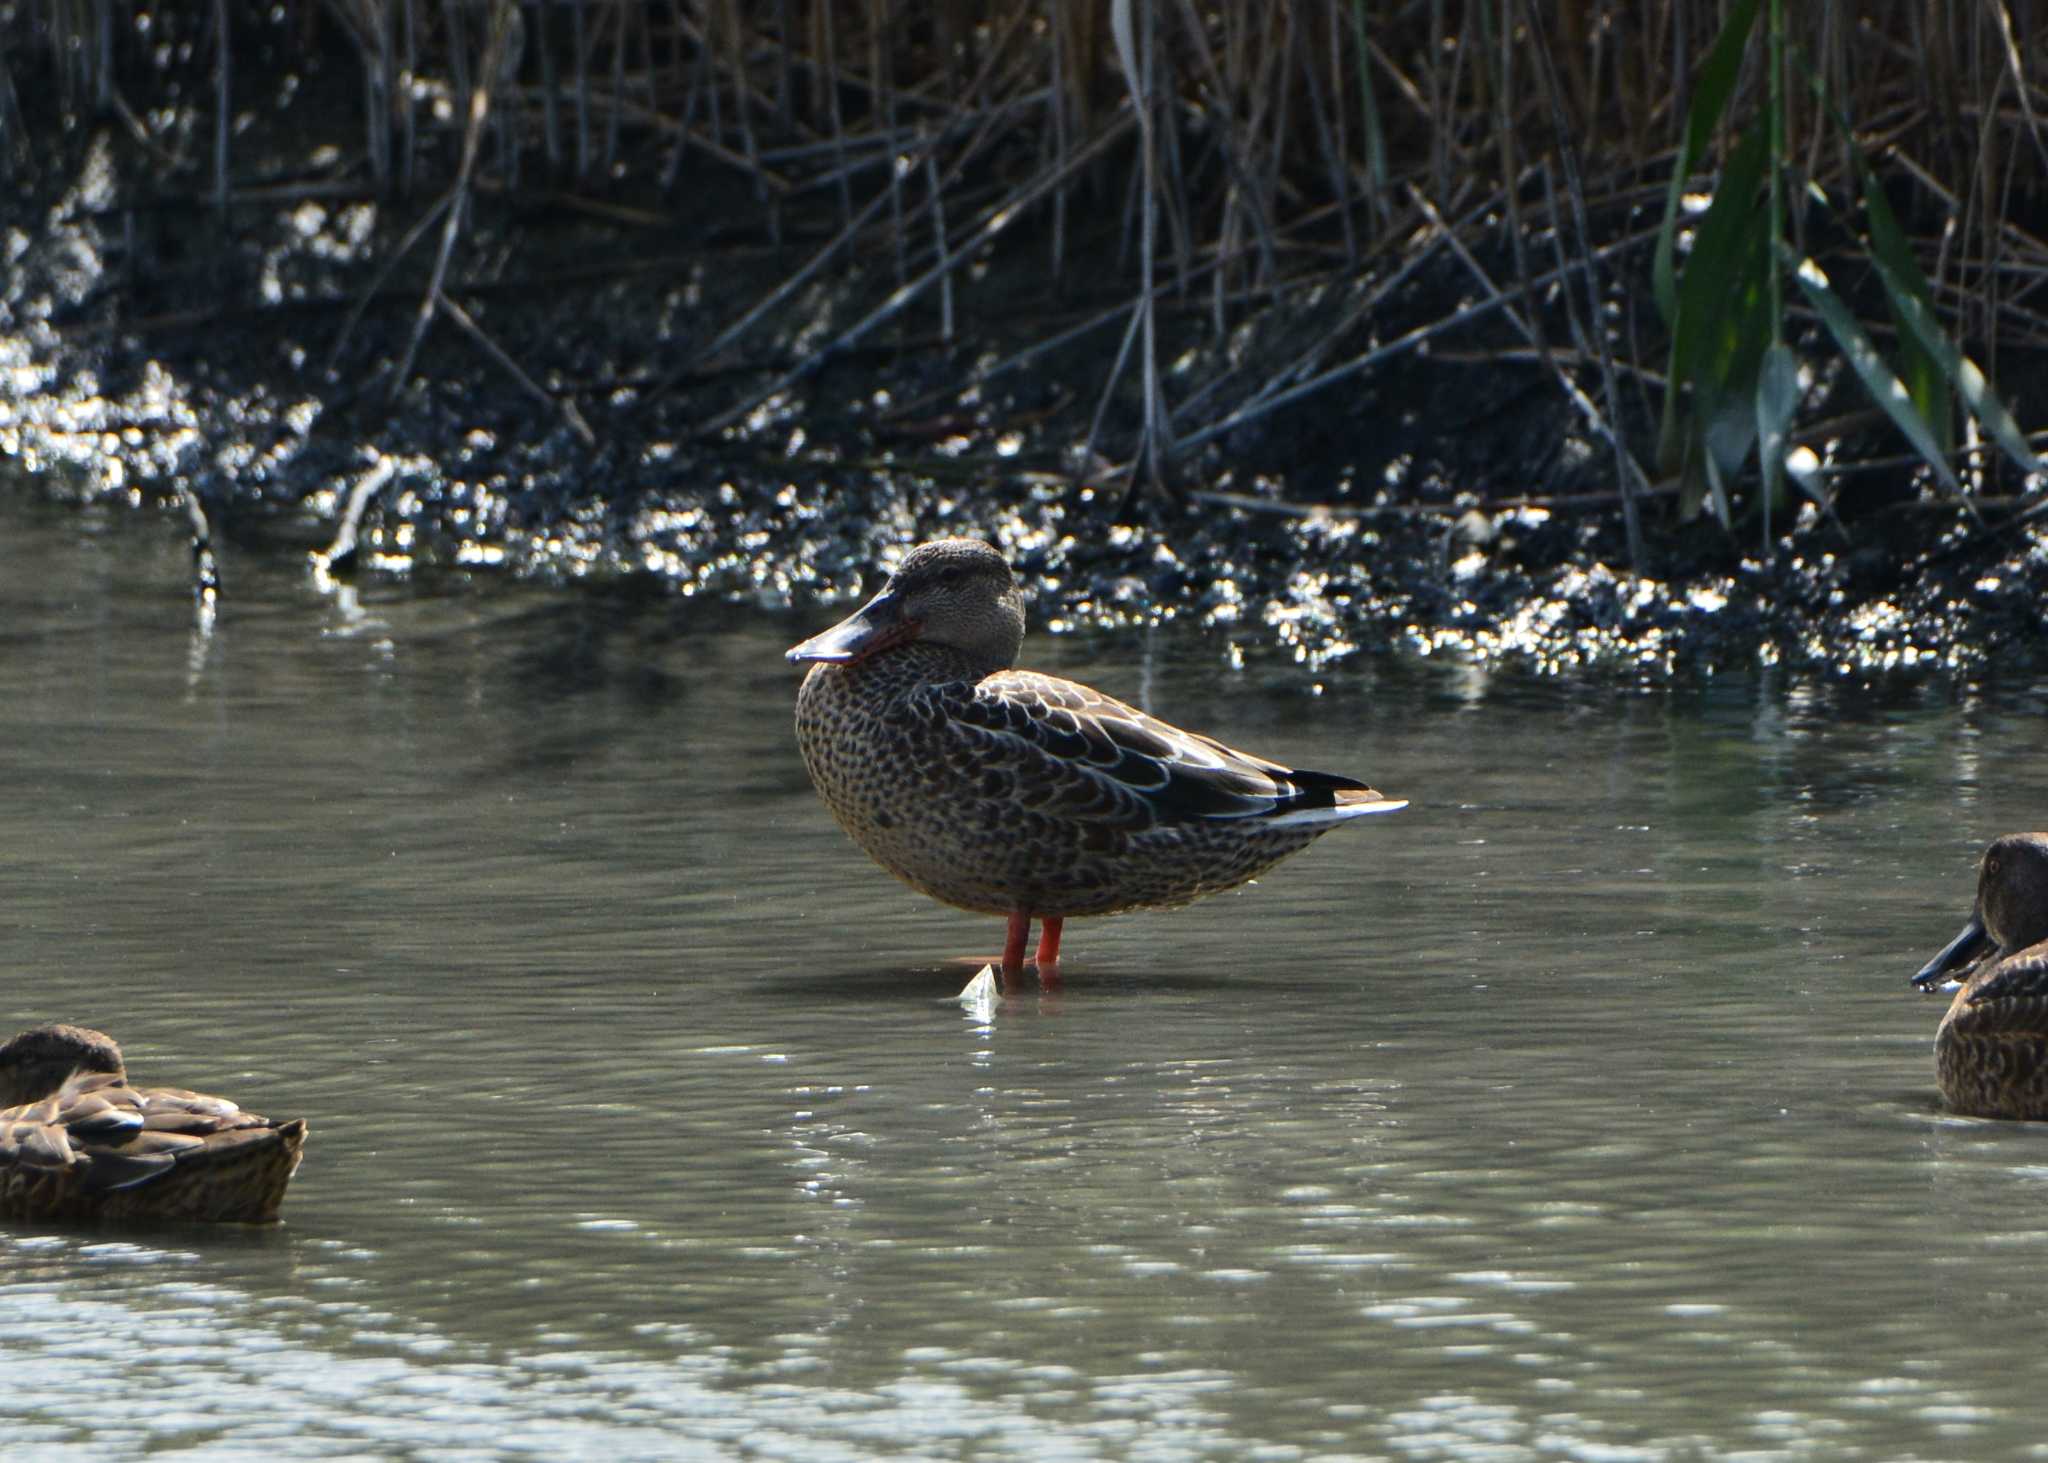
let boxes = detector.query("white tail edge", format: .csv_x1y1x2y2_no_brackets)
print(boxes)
1265,797,1408,829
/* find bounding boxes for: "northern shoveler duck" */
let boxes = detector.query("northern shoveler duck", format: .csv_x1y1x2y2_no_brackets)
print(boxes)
0,1024,307,1223
788,538,1406,975
1912,833,2048,1120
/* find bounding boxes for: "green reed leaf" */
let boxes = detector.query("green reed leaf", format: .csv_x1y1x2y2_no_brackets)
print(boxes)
1654,0,1762,324
1788,250,1959,495
1865,250,2043,478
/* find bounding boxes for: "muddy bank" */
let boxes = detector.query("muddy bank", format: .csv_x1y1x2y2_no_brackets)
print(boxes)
2,80,2043,679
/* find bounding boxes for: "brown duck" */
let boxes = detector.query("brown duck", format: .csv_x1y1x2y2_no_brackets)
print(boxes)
788,538,1406,974
1912,833,2048,1119
0,1024,307,1223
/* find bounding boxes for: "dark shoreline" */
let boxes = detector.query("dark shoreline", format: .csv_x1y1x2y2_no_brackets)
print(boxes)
4,15,2046,681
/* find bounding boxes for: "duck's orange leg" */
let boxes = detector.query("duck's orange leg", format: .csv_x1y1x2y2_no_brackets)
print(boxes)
1001,911,1031,976
1034,917,1064,970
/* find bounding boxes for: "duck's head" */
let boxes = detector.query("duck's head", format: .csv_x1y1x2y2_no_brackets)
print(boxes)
1912,833,2048,991
786,538,1025,673
0,1024,125,1107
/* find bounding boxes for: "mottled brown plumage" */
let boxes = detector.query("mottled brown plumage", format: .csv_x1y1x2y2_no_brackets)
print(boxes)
1912,834,2048,1120
789,539,1405,972
0,1024,306,1223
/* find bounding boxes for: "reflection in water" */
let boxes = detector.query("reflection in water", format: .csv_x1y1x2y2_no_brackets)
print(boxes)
1,497,2047,1457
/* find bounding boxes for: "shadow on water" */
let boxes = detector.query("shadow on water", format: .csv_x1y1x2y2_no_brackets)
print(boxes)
757,959,1298,1002
0,1216,300,1250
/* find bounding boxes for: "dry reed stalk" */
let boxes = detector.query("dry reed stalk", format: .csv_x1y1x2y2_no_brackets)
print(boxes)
9,0,2048,539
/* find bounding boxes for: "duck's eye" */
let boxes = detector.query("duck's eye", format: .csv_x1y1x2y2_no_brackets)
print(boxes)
1988,857,2002,876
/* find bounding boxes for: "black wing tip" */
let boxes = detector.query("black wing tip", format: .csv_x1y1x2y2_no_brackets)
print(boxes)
1277,767,1381,807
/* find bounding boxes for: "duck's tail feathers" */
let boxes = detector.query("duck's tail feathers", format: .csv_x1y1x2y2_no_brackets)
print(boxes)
1265,791,1408,828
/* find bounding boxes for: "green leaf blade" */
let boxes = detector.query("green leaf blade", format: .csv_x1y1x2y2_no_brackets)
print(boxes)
1789,252,1960,495
1653,0,1763,323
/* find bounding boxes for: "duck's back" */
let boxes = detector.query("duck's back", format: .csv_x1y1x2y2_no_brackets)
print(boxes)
794,650,1399,919
0,1072,307,1223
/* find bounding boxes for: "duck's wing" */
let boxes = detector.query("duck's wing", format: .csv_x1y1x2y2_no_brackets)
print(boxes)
0,1073,280,1194
912,669,1402,828
0,1096,79,1173
0,1077,165,1191
1954,944,2048,1036
132,1085,267,1133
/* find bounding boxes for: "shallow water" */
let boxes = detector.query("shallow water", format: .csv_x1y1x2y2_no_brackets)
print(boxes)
1,496,2044,1460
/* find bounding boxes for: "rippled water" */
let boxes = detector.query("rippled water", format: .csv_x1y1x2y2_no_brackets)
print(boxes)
2,495,2046,1460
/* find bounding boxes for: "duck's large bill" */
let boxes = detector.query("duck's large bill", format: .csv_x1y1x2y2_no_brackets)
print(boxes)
786,589,918,665
1912,913,1988,992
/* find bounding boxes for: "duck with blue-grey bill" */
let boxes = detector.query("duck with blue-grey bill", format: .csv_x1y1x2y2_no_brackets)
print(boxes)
788,538,1406,979
1912,833,2048,1119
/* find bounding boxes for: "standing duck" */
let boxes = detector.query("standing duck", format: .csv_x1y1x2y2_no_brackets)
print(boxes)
0,1024,307,1222
788,538,1405,975
1911,833,2048,1119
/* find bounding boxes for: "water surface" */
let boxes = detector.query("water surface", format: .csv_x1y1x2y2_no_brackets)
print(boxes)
0,498,2043,1460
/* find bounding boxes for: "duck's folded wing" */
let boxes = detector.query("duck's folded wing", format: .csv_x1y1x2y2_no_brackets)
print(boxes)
2,1072,283,1195
0,1098,79,1172
0,1076,147,1175
53,1074,148,1144
134,1086,264,1134
914,670,1397,827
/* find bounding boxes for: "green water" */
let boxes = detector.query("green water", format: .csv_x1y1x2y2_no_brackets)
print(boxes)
0,496,2039,1461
